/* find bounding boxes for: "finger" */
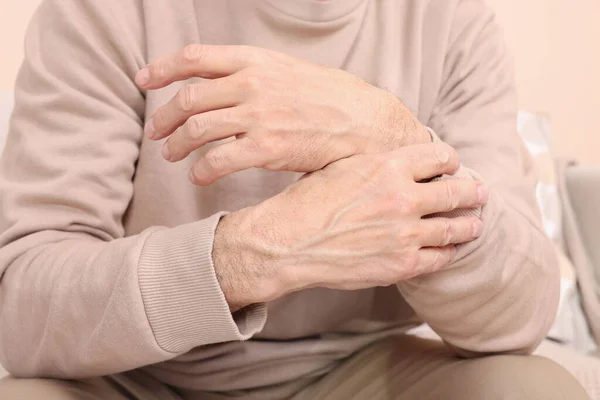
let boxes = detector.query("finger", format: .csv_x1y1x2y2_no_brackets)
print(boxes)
416,178,487,215
163,108,246,162
146,79,242,140
397,142,460,181
189,137,264,185
135,45,262,89
415,245,457,276
417,217,483,247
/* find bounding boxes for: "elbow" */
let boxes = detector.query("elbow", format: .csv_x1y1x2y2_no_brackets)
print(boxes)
0,286,71,379
516,234,561,354
0,342,77,380
0,332,34,379
0,326,49,379
0,360,33,380
449,233,561,358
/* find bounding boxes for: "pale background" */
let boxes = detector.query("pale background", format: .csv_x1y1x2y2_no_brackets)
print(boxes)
0,0,599,164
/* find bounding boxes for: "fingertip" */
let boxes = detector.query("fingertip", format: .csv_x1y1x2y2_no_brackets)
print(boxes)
434,142,451,164
477,184,489,205
144,118,157,139
135,67,150,87
161,142,172,161
472,219,484,238
189,165,215,186
188,168,197,184
448,244,458,260
434,142,459,172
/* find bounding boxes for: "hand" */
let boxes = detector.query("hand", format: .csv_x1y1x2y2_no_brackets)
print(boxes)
135,45,431,185
212,143,488,311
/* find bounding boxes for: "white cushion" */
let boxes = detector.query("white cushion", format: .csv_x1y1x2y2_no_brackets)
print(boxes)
517,111,595,353
517,111,562,242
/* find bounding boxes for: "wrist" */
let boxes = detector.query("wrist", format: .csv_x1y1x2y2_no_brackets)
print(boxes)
212,208,288,312
379,91,431,149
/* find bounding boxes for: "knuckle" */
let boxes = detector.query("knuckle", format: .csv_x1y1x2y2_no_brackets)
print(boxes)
247,75,264,92
399,193,417,215
431,251,445,271
182,44,206,64
185,115,210,141
374,154,402,179
424,250,451,274
149,62,166,82
381,155,401,172
383,188,408,214
428,251,441,271
403,251,420,271
237,72,264,93
257,134,282,155
204,148,227,171
442,180,458,210
257,135,289,170
441,220,453,246
178,85,198,112
247,104,270,123
407,192,424,213
438,248,454,269
393,188,422,215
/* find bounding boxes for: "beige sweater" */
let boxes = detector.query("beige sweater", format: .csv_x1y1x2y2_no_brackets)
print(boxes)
0,0,559,392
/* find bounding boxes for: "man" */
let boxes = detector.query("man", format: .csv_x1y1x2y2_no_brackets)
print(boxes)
0,0,589,399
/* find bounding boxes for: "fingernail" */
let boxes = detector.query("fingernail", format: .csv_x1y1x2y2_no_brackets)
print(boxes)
436,146,450,163
135,68,150,87
188,169,197,184
477,185,488,204
472,220,483,238
162,142,171,161
144,118,156,139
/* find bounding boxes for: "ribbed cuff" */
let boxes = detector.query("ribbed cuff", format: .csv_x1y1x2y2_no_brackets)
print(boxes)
425,127,482,219
138,212,268,353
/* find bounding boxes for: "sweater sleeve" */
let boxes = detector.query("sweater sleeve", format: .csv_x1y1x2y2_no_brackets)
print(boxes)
396,1,560,356
0,0,266,379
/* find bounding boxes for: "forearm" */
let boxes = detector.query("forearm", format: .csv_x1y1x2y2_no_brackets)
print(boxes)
0,214,266,378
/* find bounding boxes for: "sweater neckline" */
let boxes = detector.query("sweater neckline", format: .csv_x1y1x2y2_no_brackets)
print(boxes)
262,0,367,23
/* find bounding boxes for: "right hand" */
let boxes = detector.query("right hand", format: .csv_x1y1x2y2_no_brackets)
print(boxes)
213,142,488,311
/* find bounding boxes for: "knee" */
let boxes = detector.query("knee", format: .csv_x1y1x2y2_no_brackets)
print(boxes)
0,376,80,400
464,355,589,400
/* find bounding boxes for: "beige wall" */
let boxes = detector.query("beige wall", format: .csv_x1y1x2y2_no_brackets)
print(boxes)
0,0,41,90
488,0,600,164
1,0,599,163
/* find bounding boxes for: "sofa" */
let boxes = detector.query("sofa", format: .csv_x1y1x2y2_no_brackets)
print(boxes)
1,92,600,397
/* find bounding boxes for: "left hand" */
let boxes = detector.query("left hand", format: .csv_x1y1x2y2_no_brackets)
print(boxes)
136,45,431,185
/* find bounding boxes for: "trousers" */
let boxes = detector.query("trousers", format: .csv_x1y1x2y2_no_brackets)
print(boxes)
0,335,590,400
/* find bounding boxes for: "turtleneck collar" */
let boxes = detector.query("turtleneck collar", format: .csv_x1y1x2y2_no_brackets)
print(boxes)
262,0,367,23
